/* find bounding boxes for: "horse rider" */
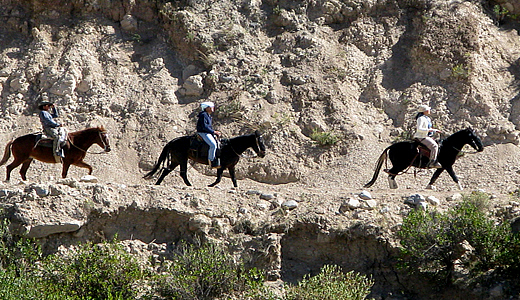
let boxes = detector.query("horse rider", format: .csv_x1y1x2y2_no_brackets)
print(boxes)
38,101,65,162
197,101,221,169
413,104,442,168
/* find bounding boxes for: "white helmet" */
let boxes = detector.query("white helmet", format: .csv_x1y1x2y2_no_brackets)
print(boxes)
200,101,215,110
417,104,431,113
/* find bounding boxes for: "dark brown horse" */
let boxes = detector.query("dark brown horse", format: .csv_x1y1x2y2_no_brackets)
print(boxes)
144,131,266,187
0,126,111,181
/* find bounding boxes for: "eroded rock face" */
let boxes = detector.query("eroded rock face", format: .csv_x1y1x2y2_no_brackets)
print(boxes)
1,0,520,298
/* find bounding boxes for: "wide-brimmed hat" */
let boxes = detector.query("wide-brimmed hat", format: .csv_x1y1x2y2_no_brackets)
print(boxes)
38,101,54,110
417,104,431,113
200,101,215,110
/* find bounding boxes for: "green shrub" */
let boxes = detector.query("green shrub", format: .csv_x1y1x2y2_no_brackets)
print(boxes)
397,192,520,284
0,218,41,276
0,217,73,300
310,129,339,146
42,239,144,300
285,265,373,300
153,242,267,300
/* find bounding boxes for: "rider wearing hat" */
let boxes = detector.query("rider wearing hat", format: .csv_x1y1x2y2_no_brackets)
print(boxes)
413,104,442,169
197,101,221,169
38,101,64,162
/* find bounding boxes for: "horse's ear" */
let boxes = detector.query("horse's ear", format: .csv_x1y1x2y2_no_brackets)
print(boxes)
99,125,106,132
254,130,261,136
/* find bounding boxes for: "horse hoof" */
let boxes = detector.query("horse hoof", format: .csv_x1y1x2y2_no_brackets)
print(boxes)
426,184,436,190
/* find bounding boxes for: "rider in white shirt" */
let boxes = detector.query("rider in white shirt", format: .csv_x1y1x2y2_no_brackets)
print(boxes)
413,104,442,168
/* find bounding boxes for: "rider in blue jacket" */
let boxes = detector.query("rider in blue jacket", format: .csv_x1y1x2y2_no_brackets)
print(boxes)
197,101,221,168
38,101,64,162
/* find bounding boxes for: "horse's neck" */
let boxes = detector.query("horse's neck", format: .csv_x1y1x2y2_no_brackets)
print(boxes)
71,130,97,149
228,135,254,154
443,133,467,149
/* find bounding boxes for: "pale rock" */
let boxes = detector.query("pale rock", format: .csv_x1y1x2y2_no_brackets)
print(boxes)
80,175,98,183
282,200,298,210
361,199,377,210
188,214,212,233
426,196,440,206
260,193,275,200
121,15,138,32
359,190,372,200
339,197,360,213
180,75,204,96
447,193,463,201
27,220,83,238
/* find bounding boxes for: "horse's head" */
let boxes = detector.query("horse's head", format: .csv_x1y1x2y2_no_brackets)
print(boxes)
253,130,266,158
465,127,484,152
97,126,111,152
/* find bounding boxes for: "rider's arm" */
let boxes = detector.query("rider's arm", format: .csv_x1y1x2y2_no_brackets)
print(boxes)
50,106,59,118
40,111,61,128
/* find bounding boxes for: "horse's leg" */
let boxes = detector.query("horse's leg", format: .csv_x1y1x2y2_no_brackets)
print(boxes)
179,160,191,186
229,167,237,188
68,160,92,178
155,162,179,185
5,158,25,181
19,159,34,181
61,162,72,178
426,168,445,190
443,166,463,190
155,168,172,185
208,168,224,187
388,175,398,189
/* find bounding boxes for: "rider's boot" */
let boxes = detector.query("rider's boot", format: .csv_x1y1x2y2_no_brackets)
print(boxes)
211,158,221,169
428,160,442,169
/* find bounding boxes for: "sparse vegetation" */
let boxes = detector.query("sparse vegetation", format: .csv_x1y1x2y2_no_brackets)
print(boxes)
285,264,374,300
397,192,520,284
452,63,470,79
310,129,339,146
150,242,270,300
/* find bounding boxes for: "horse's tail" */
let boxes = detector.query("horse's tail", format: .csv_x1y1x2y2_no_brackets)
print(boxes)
0,140,13,166
143,142,171,180
363,147,390,188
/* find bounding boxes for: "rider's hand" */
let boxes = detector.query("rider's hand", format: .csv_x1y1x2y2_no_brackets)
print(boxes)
214,131,221,136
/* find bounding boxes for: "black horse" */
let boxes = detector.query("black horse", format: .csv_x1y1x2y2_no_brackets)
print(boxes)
144,131,266,187
364,128,484,190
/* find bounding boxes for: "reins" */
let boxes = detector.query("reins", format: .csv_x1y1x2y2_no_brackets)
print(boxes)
223,134,259,159
68,131,108,154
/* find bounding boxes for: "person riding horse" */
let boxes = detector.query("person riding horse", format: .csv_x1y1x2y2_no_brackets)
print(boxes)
413,104,442,169
197,101,221,169
38,101,66,163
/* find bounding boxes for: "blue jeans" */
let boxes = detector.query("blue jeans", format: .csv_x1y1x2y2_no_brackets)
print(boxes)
198,132,217,161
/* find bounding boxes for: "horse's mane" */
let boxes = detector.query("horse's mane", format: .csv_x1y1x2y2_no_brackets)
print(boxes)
69,126,107,136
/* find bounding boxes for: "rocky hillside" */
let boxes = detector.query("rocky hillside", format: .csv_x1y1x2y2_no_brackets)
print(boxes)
1,0,520,299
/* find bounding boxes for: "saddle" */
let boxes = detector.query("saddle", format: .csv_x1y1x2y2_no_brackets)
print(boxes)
33,133,67,148
188,134,223,160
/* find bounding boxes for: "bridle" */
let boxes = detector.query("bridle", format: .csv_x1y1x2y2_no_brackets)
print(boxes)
69,131,109,154
227,134,265,159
